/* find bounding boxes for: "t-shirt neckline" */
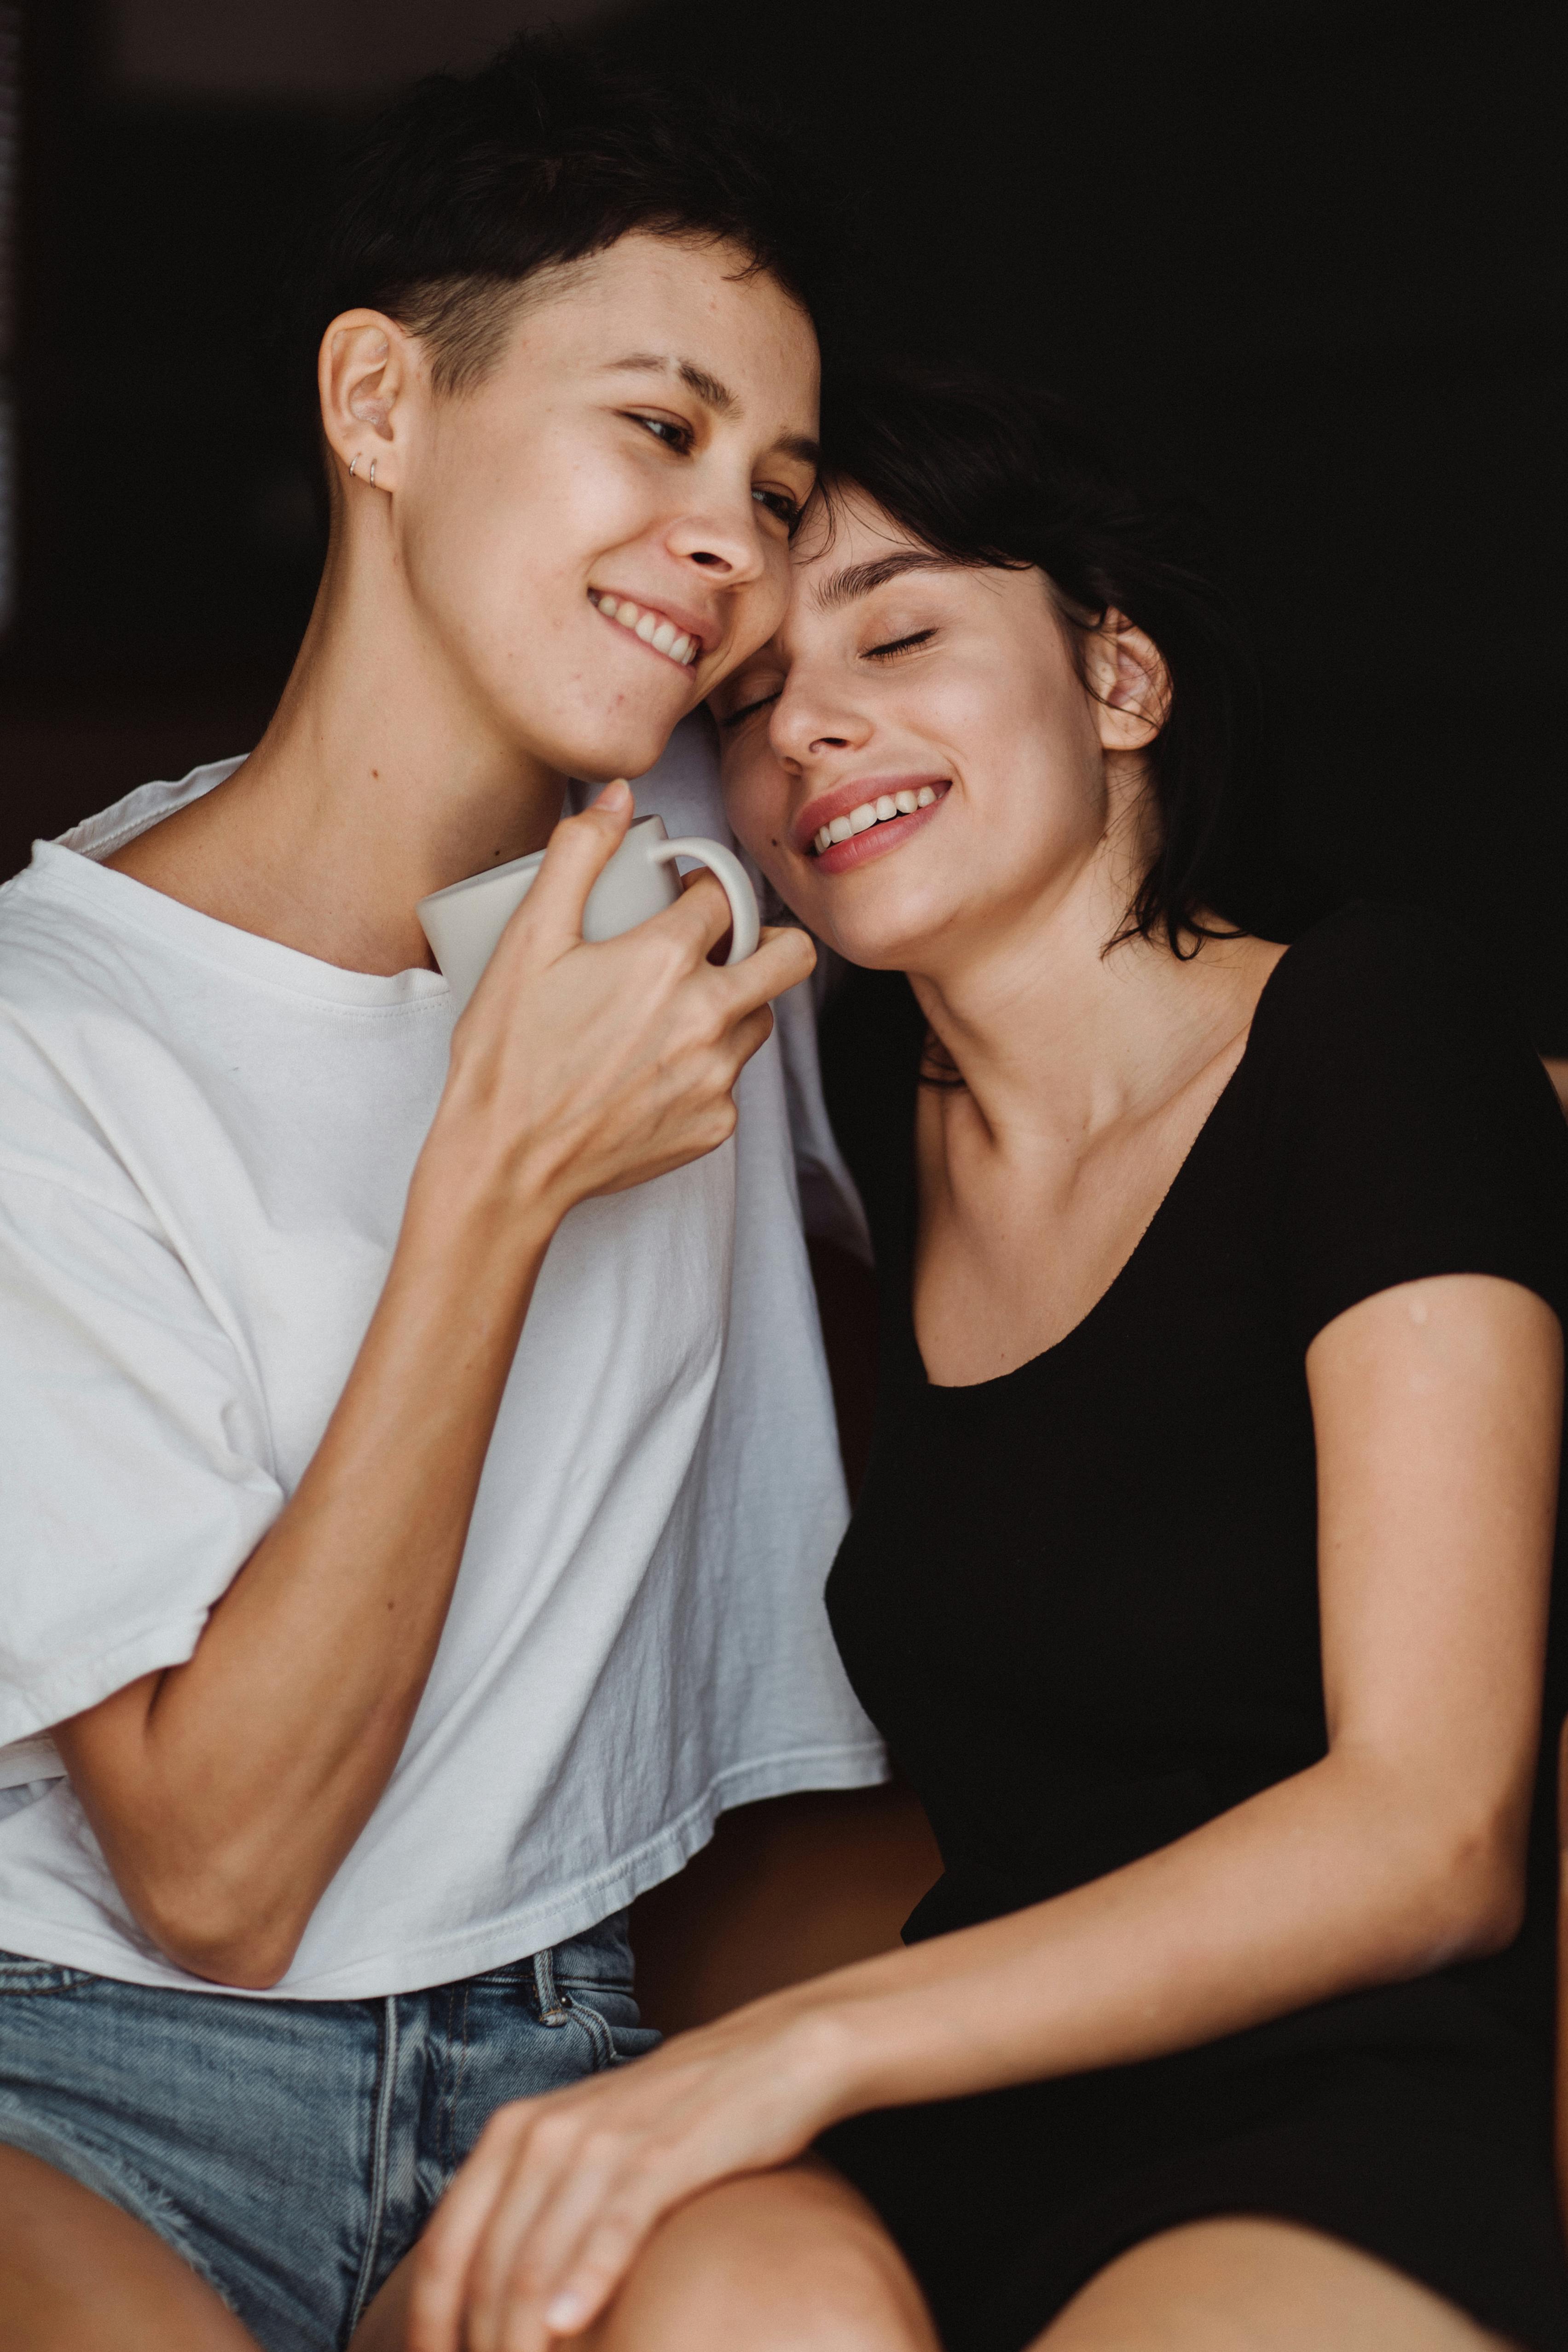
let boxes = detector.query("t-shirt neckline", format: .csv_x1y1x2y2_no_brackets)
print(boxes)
905,931,1301,1398
23,761,452,1012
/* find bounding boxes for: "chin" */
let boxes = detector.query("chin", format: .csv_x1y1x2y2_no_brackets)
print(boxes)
555,707,691,789
791,877,944,976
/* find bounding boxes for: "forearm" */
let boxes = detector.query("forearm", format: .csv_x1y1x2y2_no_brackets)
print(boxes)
59,1173,556,1984
768,1748,1525,2127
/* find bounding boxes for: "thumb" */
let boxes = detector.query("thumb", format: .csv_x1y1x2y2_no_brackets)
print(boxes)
515,780,634,953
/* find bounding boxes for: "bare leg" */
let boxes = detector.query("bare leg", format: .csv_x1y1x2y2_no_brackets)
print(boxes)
351,2248,417,2351
1035,2218,1514,2351
359,2164,937,2352
579,2165,938,2352
0,2144,260,2352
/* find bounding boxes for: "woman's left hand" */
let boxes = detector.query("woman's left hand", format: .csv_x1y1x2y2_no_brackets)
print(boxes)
406,1999,848,2352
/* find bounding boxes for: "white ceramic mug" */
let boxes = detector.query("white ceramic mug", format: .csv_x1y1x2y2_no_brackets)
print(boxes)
416,813,761,1014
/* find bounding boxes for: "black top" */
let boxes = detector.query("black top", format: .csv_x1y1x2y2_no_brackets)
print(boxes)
818,905,1568,2352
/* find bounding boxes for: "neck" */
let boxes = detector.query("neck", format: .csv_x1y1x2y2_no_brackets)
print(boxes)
908,851,1274,1155
113,523,565,977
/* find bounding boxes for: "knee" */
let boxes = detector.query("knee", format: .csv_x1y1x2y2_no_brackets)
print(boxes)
589,2177,933,2352
637,2241,917,2352
725,2236,925,2352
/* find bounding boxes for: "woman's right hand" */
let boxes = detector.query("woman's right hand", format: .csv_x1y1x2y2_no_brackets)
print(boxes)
417,782,815,1231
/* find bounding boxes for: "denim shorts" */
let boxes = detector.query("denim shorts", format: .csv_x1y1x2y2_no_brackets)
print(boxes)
0,1913,656,2351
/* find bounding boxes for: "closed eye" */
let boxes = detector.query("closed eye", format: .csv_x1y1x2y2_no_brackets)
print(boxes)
719,687,781,729
866,629,935,660
753,487,803,531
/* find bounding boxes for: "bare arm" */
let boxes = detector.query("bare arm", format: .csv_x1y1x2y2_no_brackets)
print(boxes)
410,1271,1561,2350
52,789,814,1990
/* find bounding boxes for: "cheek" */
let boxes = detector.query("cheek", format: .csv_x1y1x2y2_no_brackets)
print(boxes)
944,662,1104,845
717,741,789,865
406,423,619,626
729,552,791,662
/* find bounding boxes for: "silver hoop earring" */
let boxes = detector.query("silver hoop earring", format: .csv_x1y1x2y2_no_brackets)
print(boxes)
369,460,377,488
348,454,360,479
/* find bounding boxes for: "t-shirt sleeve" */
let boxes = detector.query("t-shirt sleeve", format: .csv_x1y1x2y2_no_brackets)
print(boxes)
0,1169,284,1750
1259,906,1568,1354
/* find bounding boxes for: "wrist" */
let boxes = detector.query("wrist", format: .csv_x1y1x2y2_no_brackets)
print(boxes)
417,1081,586,1238
764,1995,886,2133
402,1131,562,1280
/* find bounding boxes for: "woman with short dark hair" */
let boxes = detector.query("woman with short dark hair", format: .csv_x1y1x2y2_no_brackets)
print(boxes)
414,373,1568,2352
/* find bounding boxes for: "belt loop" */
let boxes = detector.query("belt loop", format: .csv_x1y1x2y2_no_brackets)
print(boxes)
532,1944,570,2026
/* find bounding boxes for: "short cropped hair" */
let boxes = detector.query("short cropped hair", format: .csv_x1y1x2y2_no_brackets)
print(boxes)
304,34,830,396
816,368,1264,954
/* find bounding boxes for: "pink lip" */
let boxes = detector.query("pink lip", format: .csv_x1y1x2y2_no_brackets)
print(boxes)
792,773,951,854
811,792,948,876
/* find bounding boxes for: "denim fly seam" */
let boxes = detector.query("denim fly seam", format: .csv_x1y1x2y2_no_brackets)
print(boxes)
345,1996,401,2340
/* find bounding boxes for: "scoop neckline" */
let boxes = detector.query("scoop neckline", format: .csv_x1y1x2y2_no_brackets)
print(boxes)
906,938,1296,1398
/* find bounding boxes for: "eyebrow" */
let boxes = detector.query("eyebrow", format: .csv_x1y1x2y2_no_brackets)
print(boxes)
812,551,960,610
603,353,819,467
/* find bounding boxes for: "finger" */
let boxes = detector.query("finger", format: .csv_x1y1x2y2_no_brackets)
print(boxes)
709,923,817,1016
720,1004,775,1078
462,2105,619,2352
481,2152,636,2352
677,866,742,967
503,782,636,957
407,2108,534,2352
463,2155,597,2352
535,2192,679,2343
648,868,739,963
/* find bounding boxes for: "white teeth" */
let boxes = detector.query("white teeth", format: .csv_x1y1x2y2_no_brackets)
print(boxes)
810,784,947,854
593,594,700,666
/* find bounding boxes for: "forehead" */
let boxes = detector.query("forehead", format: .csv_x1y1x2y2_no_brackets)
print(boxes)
794,485,922,571
788,488,957,614
503,232,819,404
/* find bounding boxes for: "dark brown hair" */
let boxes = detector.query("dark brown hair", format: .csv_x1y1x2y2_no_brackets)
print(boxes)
304,33,835,395
817,367,1262,953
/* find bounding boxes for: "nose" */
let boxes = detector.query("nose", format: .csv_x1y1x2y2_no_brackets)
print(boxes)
665,487,769,587
770,669,874,768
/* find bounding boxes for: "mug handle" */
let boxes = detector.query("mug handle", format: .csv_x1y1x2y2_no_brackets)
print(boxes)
649,837,761,965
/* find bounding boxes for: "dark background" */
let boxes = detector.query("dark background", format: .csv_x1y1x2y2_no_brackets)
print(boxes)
3,0,1564,1031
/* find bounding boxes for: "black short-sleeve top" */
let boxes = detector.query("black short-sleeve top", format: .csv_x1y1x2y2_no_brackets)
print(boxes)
822,905,1568,2035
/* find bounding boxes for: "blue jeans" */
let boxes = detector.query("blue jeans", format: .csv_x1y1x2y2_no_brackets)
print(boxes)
0,1915,656,2350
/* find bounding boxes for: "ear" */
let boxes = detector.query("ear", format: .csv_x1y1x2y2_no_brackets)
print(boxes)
1081,609,1170,752
318,309,422,495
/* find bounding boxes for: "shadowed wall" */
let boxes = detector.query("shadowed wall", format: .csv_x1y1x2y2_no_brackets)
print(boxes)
2,0,1563,1031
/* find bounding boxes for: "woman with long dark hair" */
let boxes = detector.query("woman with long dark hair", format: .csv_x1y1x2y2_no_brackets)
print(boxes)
409,375,1568,2352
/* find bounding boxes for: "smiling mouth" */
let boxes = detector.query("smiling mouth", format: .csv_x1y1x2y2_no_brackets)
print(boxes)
588,591,702,669
809,784,941,854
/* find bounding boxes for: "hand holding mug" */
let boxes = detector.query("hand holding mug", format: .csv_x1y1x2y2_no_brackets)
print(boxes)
418,805,761,1013
414,784,814,1231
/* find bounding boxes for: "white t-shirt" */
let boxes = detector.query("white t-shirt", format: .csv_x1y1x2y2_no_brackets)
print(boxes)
0,719,882,1998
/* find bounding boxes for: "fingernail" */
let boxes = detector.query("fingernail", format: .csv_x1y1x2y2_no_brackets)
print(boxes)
544,2291,588,2333
596,779,631,812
